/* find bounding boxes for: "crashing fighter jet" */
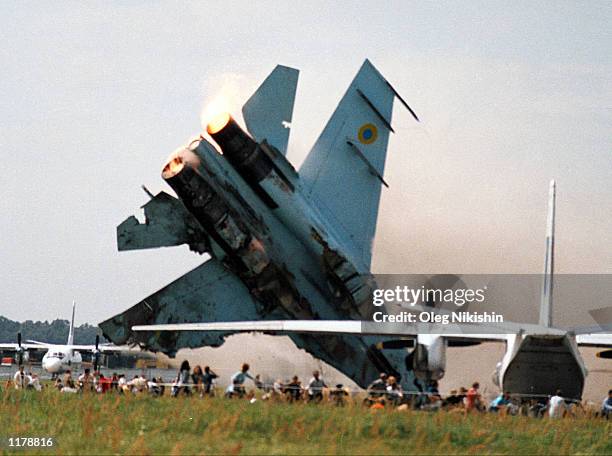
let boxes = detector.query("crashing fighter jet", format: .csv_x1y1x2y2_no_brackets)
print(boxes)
100,60,421,388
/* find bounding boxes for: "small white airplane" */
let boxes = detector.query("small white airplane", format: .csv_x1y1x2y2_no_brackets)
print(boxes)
133,181,612,400
1,302,131,375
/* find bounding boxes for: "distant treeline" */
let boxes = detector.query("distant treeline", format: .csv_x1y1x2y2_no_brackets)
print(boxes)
0,316,104,344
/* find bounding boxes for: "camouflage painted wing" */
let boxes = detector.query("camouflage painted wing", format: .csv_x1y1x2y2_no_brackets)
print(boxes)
116,191,208,253
99,259,273,356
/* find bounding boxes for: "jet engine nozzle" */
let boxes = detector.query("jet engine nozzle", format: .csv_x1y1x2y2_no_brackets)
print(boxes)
206,114,277,208
207,114,258,166
162,155,185,179
162,148,202,180
206,112,231,135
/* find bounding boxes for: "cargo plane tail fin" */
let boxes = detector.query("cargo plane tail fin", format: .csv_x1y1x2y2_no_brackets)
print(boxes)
67,301,76,346
539,180,556,327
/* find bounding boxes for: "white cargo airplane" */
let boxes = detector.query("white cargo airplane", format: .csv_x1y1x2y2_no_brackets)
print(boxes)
1,303,131,375
133,181,612,399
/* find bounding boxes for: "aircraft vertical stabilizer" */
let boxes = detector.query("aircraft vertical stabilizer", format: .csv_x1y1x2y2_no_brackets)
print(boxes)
539,180,556,327
299,59,417,268
67,301,76,346
242,65,299,156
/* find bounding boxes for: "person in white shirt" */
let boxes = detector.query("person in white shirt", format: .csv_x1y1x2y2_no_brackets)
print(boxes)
306,370,327,402
385,376,404,407
13,366,29,390
548,390,567,419
117,374,129,393
225,363,254,398
61,370,77,393
29,373,42,391
78,368,94,392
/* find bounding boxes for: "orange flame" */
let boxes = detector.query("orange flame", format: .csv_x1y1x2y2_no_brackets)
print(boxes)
162,155,185,179
207,112,231,135
200,72,247,136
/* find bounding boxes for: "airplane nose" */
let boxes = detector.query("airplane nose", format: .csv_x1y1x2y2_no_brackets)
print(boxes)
44,358,62,373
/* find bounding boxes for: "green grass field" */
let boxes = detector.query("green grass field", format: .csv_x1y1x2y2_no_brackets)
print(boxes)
1,389,610,455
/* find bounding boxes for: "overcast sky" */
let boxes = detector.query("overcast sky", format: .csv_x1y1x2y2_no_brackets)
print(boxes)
1,2,610,324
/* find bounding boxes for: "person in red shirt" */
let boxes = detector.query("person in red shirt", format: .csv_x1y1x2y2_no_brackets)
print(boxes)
465,382,482,412
97,373,112,393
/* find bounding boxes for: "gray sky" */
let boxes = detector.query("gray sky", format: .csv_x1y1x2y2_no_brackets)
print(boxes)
1,2,611,324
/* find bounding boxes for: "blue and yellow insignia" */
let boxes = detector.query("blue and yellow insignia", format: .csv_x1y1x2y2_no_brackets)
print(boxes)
358,123,378,144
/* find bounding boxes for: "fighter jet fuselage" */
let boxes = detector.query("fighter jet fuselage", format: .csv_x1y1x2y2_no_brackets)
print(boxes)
162,117,371,323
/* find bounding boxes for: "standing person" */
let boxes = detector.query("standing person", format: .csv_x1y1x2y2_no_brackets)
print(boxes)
226,363,253,398
61,370,77,394
136,374,148,392
548,390,567,419
127,375,140,394
62,369,72,386
385,376,403,407
27,373,40,391
254,374,265,391
529,397,548,418
62,370,76,392
157,377,166,396
330,384,349,407
306,370,327,403
78,368,94,392
488,392,511,413
465,382,482,412
117,374,128,394
421,380,442,411
148,377,163,396
202,366,218,397
13,366,28,390
95,373,105,393
601,390,612,419
191,365,204,396
367,373,388,400
285,376,303,403
172,360,192,397
92,371,100,392
110,373,119,391
272,379,284,399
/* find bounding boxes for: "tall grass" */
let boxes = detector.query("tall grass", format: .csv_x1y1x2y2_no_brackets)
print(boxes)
1,389,610,455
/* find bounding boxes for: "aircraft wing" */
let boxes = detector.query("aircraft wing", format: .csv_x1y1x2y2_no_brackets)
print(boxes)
132,320,512,342
24,340,50,346
575,333,612,348
242,65,299,156
65,344,139,353
117,191,208,253
99,258,272,355
299,59,418,269
133,320,370,335
0,343,50,351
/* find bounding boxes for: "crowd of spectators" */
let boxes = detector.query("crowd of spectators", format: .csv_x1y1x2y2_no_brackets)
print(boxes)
7,362,612,419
